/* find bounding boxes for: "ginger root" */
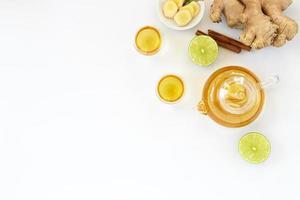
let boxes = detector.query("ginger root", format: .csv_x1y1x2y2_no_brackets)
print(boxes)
240,0,279,49
210,0,298,49
210,0,245,28
262,0,298,47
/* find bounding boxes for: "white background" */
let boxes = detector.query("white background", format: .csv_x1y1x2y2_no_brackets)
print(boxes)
0,0,300,199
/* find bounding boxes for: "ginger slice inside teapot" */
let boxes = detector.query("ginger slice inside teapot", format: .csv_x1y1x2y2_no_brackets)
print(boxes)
224,82,248,108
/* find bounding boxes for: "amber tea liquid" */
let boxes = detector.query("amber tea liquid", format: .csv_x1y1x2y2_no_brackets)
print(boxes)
135,26,162,56
157,75,184,103
201,66,265,127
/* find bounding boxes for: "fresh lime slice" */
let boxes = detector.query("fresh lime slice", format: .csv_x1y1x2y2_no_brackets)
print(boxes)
189,35,219,66
239,132,271,164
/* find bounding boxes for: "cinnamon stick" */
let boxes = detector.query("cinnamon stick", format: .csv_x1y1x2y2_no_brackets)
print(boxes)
196,30,242,53
208,29,251,51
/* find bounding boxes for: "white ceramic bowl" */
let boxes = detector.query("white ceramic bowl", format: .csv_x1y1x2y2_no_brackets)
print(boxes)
157,0,205,31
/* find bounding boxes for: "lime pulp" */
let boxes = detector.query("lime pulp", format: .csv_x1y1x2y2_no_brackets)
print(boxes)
189,35,219,66
239,132,271,164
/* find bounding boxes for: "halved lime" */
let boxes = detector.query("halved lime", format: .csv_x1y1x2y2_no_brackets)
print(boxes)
239,132,271,164
189,35,218,66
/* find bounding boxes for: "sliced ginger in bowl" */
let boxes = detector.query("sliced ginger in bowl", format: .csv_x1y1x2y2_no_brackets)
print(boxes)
180,4,195,17
162,0,201,27
163,0,178,18
188,1,200,17
174,10,192,26
173,0,185,8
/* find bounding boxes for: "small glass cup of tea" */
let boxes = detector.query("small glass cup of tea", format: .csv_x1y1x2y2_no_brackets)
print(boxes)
135,26,162,56
156,74,185,104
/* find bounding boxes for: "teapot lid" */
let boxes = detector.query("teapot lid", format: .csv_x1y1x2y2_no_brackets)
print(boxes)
201,66,265,127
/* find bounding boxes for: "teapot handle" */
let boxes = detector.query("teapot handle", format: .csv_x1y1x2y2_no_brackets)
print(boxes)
259,74,280,89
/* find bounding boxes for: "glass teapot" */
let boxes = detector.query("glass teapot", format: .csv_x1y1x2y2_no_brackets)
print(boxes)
198,66,279,128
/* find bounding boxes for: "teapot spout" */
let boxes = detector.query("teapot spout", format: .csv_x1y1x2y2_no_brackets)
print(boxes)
197,100,208,115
